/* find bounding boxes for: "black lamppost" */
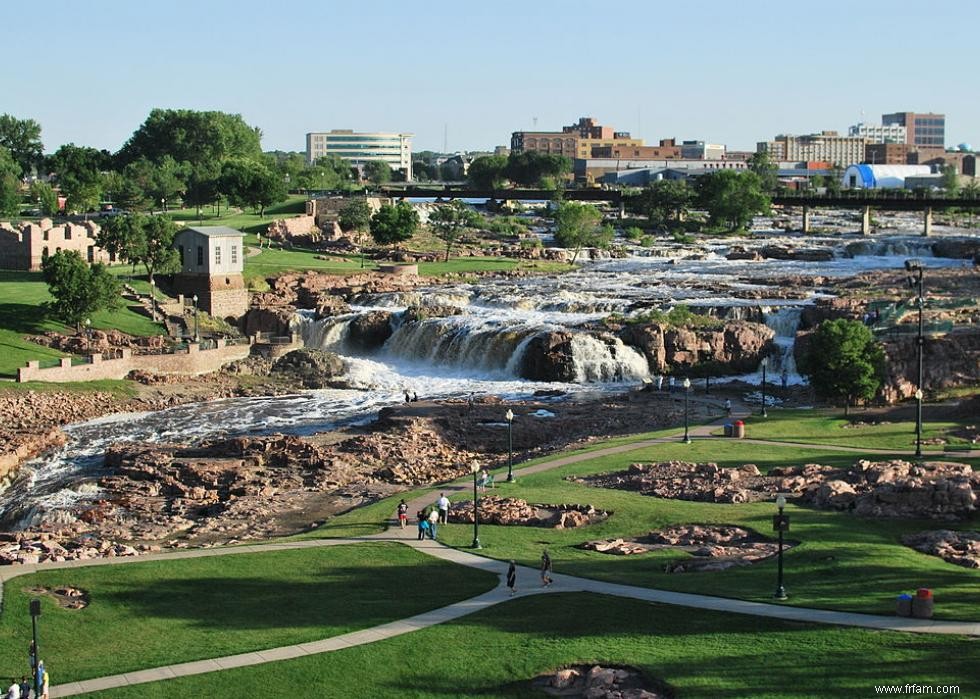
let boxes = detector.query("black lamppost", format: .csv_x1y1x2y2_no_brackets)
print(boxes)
905,260,925,459
470,461,481,549
773,494,789,600
192,294,200,342
760,356,769,418
84,318,91,340
914,388,924,459
682,377,692,444
29,599,41,698
505,408,515,482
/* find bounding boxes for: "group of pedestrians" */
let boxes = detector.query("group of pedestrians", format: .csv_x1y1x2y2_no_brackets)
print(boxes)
505,550,553,596
7,657,47,698
408,493,451,540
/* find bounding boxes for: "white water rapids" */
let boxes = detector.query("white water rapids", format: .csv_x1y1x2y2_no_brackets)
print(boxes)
2,230,972,527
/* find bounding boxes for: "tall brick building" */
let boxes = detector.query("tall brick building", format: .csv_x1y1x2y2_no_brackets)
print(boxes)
511,117,642,160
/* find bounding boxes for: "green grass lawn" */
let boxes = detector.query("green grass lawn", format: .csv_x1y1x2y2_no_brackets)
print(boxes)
0,543,496,685
0,270,166,377
83,593,980,698
728,409,969,451
320,436,980,621
166,196,308,238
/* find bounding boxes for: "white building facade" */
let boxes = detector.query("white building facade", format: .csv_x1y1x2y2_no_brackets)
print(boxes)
306,130,413,180
847,122,907,144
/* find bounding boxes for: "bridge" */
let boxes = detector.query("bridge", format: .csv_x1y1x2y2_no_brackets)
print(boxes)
380,186,980,236
771,193,980,236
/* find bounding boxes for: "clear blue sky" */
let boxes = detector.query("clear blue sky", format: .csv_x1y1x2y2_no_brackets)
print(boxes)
3,0,977,155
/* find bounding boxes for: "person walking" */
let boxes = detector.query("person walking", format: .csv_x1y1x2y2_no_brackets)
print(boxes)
7,678,21,699
437,493,450,524
725,398,732,417
17,677,28,699
427,508,439,539
668,376,676,393
540,550,553,587
396,500,408,529
417,511,429,541
506,560,517,596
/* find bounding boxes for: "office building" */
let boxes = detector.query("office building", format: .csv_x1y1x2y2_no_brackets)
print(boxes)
511,117,642,161
882,112,945,148
848,122,906,144
679,140,726,160
757,132,867,167
306,130,413,180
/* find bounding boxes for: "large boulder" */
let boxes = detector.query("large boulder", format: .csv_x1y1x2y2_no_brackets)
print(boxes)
242,307,295,336
346,311,393,352
620,322,774,374
272,349,346,388
518,331,576,382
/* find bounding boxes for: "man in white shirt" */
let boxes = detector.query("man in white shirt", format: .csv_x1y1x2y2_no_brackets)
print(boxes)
7,678,21,699
427,508,439,539
437,493,450,524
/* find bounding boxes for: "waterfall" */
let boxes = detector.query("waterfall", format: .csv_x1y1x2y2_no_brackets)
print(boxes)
292,311,354,352
843,238,936,258
570,335,650,383
382,316,543,374
762,306,803,384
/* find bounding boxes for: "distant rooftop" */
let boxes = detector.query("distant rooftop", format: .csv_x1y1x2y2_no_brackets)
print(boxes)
180,226,245,237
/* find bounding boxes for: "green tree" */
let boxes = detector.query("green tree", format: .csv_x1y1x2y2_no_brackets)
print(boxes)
369,202,419,250
338,198,373,234
41,250,121,331
748,150,780,193
0,114,43,175
553,201,607,262
183,163,221,217
0,146,21,179
940,165,959,195
116,109,262,170
697,170,770,232
48,144,112,213
363,160,392,186
0,174,20,216
97,214,179,285
220,158,288,215
505,152,571,187
630,179,694,227
467,155,509,189
429,200,480,262
30,180,59,216
799,318,885,415
826,165,844,195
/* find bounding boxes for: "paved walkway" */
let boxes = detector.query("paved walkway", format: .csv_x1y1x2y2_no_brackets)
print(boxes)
20,408,976,696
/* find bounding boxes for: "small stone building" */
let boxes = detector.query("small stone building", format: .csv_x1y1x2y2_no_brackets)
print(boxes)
0,218,111,271
172,226,248,319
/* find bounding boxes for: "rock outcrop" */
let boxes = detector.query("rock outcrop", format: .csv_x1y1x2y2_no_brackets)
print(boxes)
533,664,669,698
448,496,608,528
903,530,980,569
346,311,393,352
271,349,346,388
620,322,774,374
518,331,576,382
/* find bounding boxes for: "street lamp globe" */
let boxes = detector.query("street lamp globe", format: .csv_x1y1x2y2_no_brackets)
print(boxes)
682,377,691,390
504,409,515,482
505,409,514,422
776,494,786,509
914,389,923,401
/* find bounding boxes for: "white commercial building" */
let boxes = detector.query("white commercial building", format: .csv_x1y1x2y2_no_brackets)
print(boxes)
306,130,413,180
758,131,867,167
841,164,931,189
847,122,907,144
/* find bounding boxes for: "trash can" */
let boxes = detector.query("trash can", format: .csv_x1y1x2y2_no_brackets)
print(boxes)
724,423,733,437
733,420,745,439
912,588,934,618
896,594,912,617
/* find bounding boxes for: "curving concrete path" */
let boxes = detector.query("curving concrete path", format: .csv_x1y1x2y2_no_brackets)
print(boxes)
4,407,971,696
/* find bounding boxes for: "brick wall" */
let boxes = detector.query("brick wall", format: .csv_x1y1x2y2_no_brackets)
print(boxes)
0,219,111,271
16,340,254,383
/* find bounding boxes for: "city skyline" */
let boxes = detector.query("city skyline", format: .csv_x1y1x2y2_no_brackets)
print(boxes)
3,0,978,155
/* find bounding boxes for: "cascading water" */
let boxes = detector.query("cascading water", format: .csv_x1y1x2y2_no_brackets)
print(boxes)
570,335,650,383
293,310,355,353
762,306,804,384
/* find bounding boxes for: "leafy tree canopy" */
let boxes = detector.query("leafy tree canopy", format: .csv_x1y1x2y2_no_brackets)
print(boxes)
748,150,779,193
467,155,509,189
799,318,885,414
338,198,373,233
553,201,609,262
629,179,694,226
429,200,480,262
97,213,179,283
369,202,419,248
696,170,770,232
505,151,571,187
363,160,392,186
41,250,121,329
116,109,262,169
48,144,112,212
0,146,21,179
0,114,43,175
0,174,20,216
30,180,59,216
220,158,287,216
